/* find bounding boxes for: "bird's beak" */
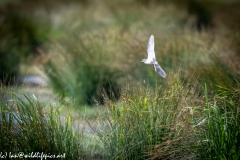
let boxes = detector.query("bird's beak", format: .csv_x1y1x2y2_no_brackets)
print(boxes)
141,59,145,62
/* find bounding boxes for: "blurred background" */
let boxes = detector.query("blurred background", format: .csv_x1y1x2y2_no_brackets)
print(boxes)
1,0,240,106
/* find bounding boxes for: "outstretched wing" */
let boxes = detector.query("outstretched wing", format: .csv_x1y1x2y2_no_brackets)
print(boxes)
155,63,166,78
147,35,155,60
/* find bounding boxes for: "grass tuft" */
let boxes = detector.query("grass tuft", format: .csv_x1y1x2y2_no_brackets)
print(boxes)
98,73,198,159
196,84,240,159
0,91,85,159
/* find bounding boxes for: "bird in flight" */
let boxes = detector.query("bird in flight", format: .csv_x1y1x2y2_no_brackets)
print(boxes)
141,34,166,78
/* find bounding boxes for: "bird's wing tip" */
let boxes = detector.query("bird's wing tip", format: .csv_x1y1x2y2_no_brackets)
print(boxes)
160,72,166,78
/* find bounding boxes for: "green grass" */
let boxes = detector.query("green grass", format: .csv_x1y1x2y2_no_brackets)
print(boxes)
97,74,198,159
196,84,240,159
34,0,240,158
1,0,240,159
44,32,122,105
95,77,240,159
41,1,188,106
0,90,85,159
41,1,240,107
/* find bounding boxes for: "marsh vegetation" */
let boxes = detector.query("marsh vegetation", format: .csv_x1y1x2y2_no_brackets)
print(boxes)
0,0,240,159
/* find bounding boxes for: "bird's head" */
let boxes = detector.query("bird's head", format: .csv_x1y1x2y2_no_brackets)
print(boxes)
141,59,146,63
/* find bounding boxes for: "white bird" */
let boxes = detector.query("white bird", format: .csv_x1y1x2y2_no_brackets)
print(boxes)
141,34,166,78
